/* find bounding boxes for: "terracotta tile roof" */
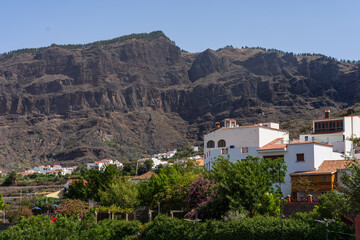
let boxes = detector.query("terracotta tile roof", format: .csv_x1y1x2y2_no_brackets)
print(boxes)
257,138,287,151
196,157,204,166
68,178,88,185
131,171,157,180
290,160,357,176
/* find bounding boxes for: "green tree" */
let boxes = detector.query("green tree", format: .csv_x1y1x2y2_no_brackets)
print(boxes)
144,159,154,171
314,190,349,220
3,171,17,186
138,164,197,211
340,159,360,213
211,156,286,217
0,193,4,210
64,177,88,201
99,177,140,210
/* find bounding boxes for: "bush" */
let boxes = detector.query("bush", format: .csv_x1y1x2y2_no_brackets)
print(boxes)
142,215,354,240
0,215,142,240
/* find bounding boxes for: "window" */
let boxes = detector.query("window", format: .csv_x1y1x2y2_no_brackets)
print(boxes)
305,136,308,141
322,176,328,182
242,147,248,153
207,140,215,148
314,120,344,133
221,148,228,154
296,153,304,161
218,139,226,148
308,176,314,182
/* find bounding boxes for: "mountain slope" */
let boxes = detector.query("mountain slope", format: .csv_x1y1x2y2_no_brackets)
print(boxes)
0,31,359,170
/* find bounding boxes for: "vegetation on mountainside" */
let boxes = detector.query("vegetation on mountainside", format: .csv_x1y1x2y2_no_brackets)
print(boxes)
0,31,169,56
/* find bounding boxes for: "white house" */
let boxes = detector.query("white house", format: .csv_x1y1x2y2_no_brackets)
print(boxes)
87,159,113,170
203,113,354,197
299,109,360,157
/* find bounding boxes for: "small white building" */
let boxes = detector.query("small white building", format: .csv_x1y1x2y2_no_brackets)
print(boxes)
203,114,352,197
87,159,113,170
31,165,63,174
87,159,123,171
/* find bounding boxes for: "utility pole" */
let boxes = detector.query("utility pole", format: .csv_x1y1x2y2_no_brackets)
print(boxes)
315,218,335,240
19,189,22,209
184,218,202,240
135,160,139,176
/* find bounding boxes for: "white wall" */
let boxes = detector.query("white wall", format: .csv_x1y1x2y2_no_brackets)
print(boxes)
204,127,260,151
258,127,289,147
204,126,289,161
353,116,360,137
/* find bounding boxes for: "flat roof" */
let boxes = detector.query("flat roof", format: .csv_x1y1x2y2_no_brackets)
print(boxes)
220,125,288,133
313,115,360,121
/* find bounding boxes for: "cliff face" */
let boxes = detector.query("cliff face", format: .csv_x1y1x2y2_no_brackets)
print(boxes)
0,31,359,170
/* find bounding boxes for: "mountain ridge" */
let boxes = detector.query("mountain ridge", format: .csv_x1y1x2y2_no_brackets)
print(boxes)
0,31,359,170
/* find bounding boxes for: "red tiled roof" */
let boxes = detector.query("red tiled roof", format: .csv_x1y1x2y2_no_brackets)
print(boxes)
131,171,157,180
196,157,204,166
258,139,334,152
290,160,358,176
257,138,287,151
68,178,88,185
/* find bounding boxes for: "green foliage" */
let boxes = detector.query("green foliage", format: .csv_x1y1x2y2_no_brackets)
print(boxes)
314,190,350,220
2,171,17,186
123,161,137,175
340,159,360,213
65,165,118,201
99,177,140,210
65,177,88,201
211,156,286,217
104,140,117,148
138,165,198,211
0,193,4,210
34,197,60,211
141,215,354,240
0,214,354,240
88,219,142,240
0,214,142,240
1,31,168,56
144,159,154,171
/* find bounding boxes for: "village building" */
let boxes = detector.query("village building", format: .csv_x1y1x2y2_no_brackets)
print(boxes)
130,171,157,184
87,159,123,170
203,110,359,197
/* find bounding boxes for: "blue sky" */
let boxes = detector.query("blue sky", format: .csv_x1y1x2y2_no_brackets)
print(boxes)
1,0,359,60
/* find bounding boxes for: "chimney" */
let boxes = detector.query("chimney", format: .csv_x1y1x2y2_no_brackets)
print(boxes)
215,122,221,130
325,109,330,118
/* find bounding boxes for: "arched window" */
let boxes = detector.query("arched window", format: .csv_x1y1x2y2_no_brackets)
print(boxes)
207,140,215,148
218,139,226,147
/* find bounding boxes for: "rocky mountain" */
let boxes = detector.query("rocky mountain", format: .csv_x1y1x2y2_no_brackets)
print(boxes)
0,31,360,170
